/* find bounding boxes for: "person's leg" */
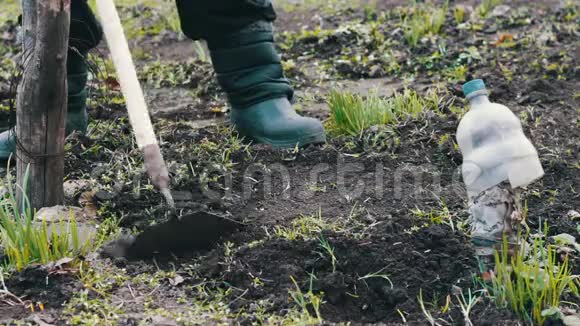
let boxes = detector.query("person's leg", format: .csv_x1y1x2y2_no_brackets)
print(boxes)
67,0,103,134
0,0,102,160
175,0,326,147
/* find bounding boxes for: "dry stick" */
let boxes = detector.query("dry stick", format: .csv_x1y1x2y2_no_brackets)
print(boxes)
95,0,174,209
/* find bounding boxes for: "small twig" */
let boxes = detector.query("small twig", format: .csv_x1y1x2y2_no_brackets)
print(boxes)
127,284,136,300
228,288,249,307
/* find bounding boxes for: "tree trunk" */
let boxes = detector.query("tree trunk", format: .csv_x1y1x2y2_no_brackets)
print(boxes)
16,0,70,211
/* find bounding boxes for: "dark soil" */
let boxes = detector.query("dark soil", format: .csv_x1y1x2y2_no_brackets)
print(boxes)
0,266,81,324
205,226,477,324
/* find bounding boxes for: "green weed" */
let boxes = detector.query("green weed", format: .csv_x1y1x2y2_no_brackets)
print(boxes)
139,61,194,88
499,62,514,82
453,5,466,24
483,231,580,325
65,263,129,324
288,275,324,324
476,0,502,18
443,65,468,82
316,235,338,273
418,289,437,326
454,288,481,326
358,267,393,289
0,166,95,271
328,91,394,137
189,125,251,171
327,89,441,136
273,205,377,242
273,211,339,241
401,4,448,48
101,0,182,40
64,290,124,325
411,204,459,232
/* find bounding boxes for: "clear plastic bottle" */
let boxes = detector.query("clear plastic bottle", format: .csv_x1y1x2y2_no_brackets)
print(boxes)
456,79,544,198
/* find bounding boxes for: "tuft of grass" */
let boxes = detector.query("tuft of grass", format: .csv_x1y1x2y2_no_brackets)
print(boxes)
139,60,195,88
288,275,324,324
316,235,338,273
273,205,376,242
273,210,340,241
443,65,468,82
401,4,448,48
411,204,458,232
483,231,580,325
0,165,96,271
476,0,502,18
453,5,466,24
454,288,481,326
327,89,441,136
418,289,437,326
327,90,396,137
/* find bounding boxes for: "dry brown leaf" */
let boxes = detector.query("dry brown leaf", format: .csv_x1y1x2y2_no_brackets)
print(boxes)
79,191,98,217
494,33,514,46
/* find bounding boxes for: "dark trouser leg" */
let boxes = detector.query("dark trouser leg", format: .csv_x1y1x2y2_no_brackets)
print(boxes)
175,0,325,147
67,0,103,134
175,0,292,108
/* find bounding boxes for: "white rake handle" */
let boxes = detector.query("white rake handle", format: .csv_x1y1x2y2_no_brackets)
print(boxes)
95,0,157,149
95,0,174,208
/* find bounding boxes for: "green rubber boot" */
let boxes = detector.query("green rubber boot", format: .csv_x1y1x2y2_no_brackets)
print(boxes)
207,21,326,147
230,98,325,147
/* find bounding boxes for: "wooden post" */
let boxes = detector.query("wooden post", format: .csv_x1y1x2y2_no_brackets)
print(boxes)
16,0,70,210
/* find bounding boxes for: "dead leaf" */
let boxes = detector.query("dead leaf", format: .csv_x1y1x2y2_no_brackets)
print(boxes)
104,76,121,90
31,314,55,326
53,257,74,268
481,271,492,282
45,257,77,273
79,191,98,217
563,314,580,326
494,33,514,46
169,274,185,286
150,315,178,326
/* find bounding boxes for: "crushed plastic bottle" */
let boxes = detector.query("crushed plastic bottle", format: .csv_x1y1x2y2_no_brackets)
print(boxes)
456,79,544,275
457,79,544,199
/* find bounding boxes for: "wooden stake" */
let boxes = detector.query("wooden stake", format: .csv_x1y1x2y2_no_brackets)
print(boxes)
16,0,70,210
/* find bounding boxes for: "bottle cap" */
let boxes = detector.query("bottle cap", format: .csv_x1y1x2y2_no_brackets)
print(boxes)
463,79,487,98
